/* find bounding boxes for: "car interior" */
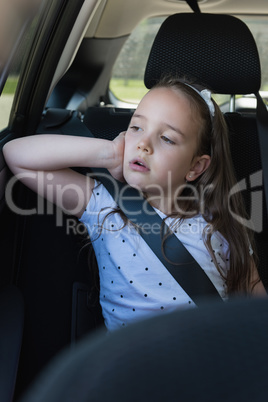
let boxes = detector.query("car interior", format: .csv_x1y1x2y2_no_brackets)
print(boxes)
0,0,268,400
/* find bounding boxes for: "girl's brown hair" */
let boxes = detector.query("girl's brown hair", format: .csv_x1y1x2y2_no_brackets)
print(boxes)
153,75,258,294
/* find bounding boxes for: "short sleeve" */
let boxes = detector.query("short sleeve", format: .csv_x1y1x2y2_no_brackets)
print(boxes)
79,179,118,240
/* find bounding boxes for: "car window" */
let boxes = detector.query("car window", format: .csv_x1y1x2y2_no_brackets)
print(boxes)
0,11,40,131
110,15,268,107
110,17,165,106
243,16,268,89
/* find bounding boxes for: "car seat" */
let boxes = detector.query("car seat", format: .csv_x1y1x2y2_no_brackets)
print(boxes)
20,297,268,402
143,12,268,288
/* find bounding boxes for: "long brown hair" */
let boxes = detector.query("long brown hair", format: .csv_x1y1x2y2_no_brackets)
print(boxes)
152,76,257,294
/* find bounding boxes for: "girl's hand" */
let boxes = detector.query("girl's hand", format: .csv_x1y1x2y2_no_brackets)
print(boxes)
108,132,126,182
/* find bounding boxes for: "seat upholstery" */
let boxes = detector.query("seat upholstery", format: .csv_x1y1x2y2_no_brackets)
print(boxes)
83,107,134,140
144,13,261,94
21,297,268,402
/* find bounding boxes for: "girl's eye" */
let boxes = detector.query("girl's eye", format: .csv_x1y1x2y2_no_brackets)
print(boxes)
161,135,175,145
130,125,142,132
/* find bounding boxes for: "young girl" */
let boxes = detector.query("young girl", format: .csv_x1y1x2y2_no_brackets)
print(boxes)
3,76,266,331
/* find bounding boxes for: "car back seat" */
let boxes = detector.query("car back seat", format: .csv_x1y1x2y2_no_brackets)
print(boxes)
83,106,134,139
14,9,268,398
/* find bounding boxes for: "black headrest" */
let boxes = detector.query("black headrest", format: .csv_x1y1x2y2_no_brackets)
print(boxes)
144,13,261,95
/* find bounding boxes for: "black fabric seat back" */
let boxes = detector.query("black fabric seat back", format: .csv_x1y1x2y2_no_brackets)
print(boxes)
144,13,267,286
83,107,134,140
144,13,260,94
226,112,268,282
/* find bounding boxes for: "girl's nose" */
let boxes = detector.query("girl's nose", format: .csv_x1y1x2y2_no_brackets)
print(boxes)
137,136,152,154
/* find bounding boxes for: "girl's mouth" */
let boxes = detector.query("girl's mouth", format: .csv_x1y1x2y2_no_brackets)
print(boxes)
129,158,150,172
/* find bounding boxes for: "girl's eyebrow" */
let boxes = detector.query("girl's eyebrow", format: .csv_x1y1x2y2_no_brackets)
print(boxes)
132,113,144,120
132,113,186,137
166,123,186,138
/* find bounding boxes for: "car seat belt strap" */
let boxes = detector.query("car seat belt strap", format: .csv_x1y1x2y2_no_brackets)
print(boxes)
98,173,223,305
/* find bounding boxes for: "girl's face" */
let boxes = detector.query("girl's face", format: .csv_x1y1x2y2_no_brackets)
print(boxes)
123,86,210,213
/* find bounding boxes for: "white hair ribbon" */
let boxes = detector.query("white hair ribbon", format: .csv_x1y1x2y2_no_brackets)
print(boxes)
185,84,215,117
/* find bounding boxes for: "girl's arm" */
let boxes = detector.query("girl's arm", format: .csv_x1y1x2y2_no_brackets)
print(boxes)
3,134,125,218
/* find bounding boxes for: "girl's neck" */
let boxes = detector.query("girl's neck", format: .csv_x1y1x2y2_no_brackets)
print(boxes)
146,194,179,216
145,193,199,218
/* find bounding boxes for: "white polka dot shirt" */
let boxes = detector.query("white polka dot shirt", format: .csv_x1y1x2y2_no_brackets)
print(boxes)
80,181,229,331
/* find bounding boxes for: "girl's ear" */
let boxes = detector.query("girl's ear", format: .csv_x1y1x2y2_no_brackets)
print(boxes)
186,155,211,182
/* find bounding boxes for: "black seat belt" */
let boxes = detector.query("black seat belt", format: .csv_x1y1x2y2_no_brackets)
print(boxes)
98,173,222,305
185,0,201,14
